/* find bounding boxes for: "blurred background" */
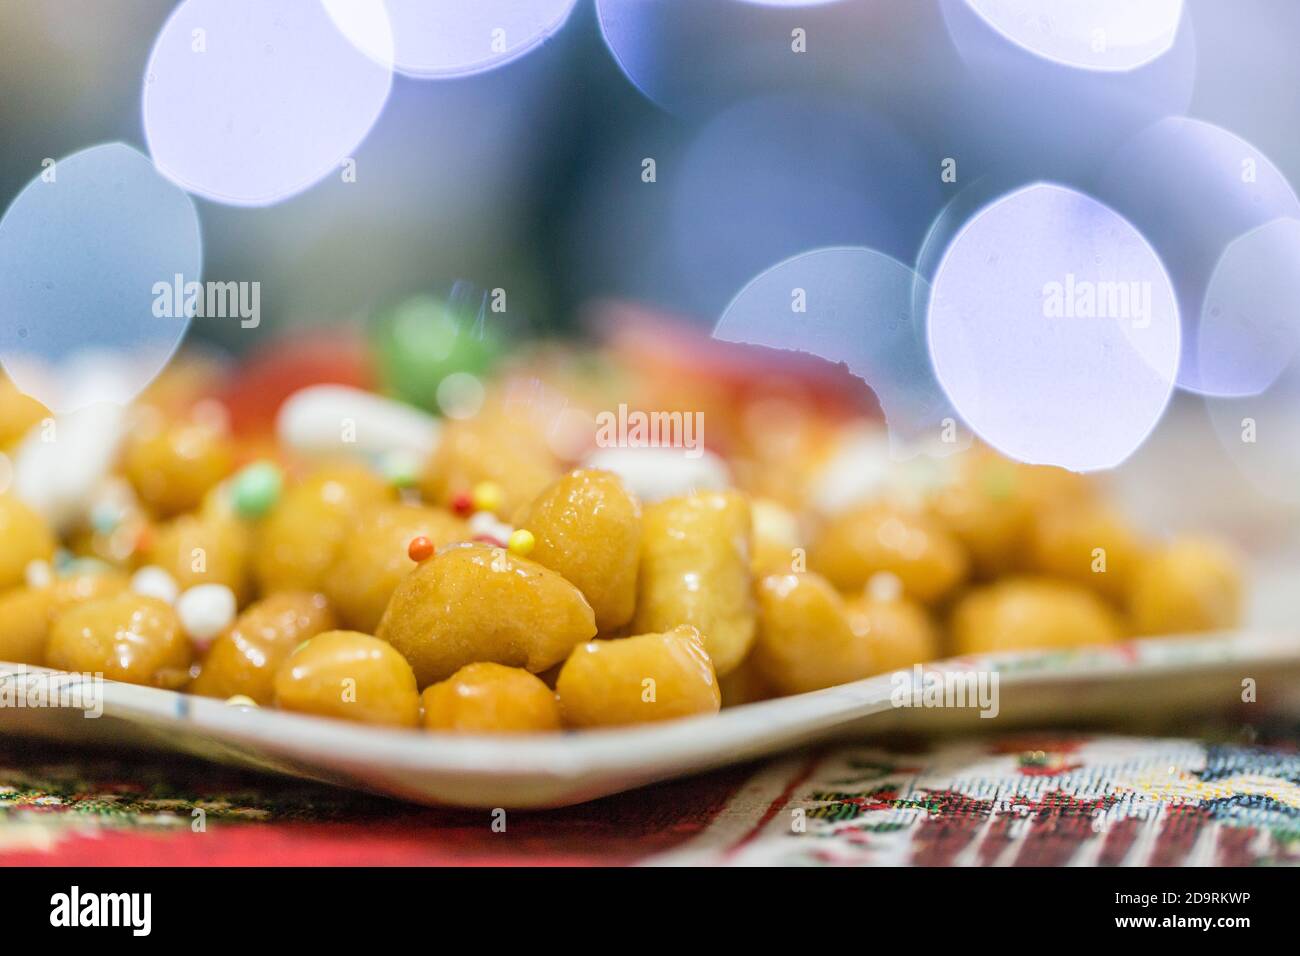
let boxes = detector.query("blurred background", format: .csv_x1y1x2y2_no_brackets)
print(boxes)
3,0,1296,341
4,0,1300,559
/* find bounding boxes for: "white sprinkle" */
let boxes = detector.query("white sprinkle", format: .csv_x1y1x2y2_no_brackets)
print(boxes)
468,510,513,544
277,384,441,462
582,446,730,503
12,404,127,532
24,559,53,589
808,427,893,515
176,584,237,647
131,565,180,605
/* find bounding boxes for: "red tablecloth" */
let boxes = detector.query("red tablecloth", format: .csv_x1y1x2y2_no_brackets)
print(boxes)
2,730,1297,866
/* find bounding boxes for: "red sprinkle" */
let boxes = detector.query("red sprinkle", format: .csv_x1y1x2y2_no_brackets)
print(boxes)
451,491,473,516
407,536,435,563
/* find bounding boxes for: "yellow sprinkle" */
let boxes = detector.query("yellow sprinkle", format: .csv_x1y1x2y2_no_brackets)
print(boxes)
471,480,504,514
508,528,536,557
225,695,258,708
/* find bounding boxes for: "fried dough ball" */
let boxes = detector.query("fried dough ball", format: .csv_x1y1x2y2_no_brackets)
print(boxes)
273,630,419,727
0,570,132,666
517,469,641,633
45,592,191,688
556,625,720,728
376,541,596,687
421,662,561,734
844,588,940,675
324,503,467,633
419,414,560,517
123,416,234,518
190,591,336,704
809,502,967,604
1028,505,1148,603
927,452,1033,579
255,464,393,594
0,495,56,591
1128,537,1244,636
631,490,756,676
146,512,253,604
752,572,875,695
750,497,802,577
951,578,1123,655
0,587,53,665
717,656,775,707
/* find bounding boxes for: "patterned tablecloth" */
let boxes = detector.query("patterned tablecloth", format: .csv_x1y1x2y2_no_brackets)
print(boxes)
1,728,1297,866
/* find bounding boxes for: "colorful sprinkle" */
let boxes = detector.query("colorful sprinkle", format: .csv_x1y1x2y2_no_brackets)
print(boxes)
451,490,473,516
224,695,258,709
470,480,503,514
407,535,435,563
230,460,283,519
130,565,180,605
507,528,535,557
176,583,237,646
380,449,419,489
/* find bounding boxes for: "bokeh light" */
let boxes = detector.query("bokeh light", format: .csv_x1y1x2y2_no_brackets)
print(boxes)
927,183,1180,472
0,142,201,413
670,95,940,318
143,0,393,207
714,246,960,455
1199,218,1300,399
937,0,1195,182
959,0,1183,72
1096,116,1300,396
912,171,1039,331
329,0,577,79
595,0,879,117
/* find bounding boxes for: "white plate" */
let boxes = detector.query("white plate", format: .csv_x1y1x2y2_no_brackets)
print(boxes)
3,630,1298,808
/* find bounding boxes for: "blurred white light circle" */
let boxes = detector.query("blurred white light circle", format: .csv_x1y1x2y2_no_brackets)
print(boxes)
1097,117,1300,396
912,172,1036,333
927,183,1180,472
332,0,577,78
143,0,394,207
1199,218,1300,399
436,371,486,420
0,143,201,413
671,96,940,317
714,246,961,456
963,0,1182,71
936,0,1195,185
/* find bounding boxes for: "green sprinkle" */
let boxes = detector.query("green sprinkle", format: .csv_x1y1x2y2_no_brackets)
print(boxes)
380,449,419,489
231,460,283,519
